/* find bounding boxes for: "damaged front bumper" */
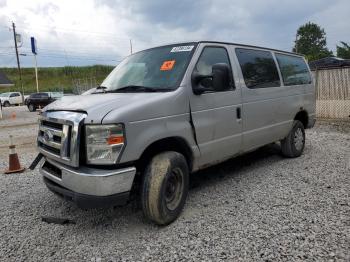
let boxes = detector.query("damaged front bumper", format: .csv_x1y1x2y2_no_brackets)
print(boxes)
39,158,136,208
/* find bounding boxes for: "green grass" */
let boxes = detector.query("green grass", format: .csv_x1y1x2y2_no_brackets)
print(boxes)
0,65,114,94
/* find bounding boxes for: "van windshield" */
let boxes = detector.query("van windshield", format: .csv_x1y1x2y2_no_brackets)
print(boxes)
100,43,197,92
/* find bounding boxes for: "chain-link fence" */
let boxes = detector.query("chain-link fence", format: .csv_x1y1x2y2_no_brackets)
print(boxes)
72,77,97,94
313,67,350,120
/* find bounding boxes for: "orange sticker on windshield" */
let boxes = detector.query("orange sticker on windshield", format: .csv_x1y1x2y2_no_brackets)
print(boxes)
160,60,175,71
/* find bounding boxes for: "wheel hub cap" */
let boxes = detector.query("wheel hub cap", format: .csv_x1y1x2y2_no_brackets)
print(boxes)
165,168,184,211
294,128,304,151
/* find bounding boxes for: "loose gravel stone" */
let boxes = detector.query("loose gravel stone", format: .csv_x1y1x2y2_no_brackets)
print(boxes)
0,107,349,261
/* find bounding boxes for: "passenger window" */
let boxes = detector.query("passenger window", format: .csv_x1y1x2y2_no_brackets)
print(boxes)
275,53,311,86
235,48,280,89
194,47,233,90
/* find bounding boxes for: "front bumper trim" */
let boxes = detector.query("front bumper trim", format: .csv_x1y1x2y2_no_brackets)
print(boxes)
40,158,136,197
43,177,130,209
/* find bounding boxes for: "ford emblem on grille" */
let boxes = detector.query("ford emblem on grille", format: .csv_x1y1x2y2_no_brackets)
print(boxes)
43,130,54,142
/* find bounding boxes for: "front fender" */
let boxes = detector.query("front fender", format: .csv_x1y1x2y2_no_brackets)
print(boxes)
119,113,199,164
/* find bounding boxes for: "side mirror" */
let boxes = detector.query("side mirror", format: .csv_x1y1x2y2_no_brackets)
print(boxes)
191,72,213,95
212,63,230,92
191,63,231,95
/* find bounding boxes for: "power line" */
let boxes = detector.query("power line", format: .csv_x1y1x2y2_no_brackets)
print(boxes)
19,47,120,58
0,52,121,62
16,23,135,54
1,56,17,66
1,22,127,66
16,23,131,40
0,49,121,59
19,50,123,61
0,46,13,50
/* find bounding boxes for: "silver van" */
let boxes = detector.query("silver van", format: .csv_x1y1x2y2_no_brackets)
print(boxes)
37,41,315,225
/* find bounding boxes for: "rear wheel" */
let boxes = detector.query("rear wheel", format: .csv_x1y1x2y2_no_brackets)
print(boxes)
281,120,305,158
28,103,36,112
141,151,189,225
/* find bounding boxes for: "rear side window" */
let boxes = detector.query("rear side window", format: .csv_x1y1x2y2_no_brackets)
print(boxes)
235,48,280,89
275,54,311,86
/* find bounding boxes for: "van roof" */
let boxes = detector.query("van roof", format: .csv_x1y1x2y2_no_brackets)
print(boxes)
150,40,303,57
198,41,303,57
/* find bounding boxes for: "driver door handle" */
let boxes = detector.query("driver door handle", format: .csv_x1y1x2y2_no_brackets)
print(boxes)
236,107,241,120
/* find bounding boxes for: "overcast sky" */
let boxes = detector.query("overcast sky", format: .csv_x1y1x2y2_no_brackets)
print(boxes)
0,0,349,67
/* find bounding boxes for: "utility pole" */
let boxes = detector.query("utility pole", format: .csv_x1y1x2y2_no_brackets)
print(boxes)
12,22,24,102
295,33,298,53
129,39,133,54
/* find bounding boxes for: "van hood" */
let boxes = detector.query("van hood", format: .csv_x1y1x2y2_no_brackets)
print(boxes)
45,93,144,113
44,91,187,123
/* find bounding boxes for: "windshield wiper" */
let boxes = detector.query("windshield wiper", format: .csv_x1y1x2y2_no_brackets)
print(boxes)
105,85,163,93
90,85,108,94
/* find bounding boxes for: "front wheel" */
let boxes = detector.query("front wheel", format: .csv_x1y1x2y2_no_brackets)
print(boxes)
281,120,305,158
3,101,10,107
28,103,36,112
141,151,189,225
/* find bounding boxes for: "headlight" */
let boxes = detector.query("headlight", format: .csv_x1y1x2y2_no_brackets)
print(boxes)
85,124,125,164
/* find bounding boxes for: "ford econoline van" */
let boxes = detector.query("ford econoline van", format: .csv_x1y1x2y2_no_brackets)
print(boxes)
36,41,315,225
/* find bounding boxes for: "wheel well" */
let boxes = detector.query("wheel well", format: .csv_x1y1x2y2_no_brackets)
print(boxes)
136,137,194,173
294,110,308,128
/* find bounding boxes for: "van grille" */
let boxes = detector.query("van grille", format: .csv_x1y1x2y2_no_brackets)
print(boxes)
37,111,86,167
38,120,71,160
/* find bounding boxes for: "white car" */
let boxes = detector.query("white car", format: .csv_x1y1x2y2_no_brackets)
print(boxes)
0,92,24,106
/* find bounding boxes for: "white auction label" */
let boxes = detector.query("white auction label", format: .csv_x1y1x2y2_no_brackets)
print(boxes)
170,45,194,52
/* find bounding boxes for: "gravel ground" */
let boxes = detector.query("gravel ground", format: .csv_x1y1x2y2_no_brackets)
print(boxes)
0,107,349,261
0,105,39,127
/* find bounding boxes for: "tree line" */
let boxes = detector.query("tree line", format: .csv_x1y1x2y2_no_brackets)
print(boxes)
294,22,350,61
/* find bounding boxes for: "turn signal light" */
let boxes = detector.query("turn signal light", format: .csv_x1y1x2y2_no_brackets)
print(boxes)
107,136,124,145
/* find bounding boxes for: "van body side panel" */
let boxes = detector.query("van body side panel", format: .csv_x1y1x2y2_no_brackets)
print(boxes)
303,90,316,126
303,61,316,126
231,46,305,152
240,87,304,151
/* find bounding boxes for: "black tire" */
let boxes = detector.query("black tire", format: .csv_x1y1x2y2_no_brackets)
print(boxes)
281,120,305,158
141,151,189,225
3,101,10,107
28,103,36,112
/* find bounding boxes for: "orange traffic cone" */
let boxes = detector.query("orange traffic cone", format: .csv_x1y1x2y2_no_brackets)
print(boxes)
4,135,25,174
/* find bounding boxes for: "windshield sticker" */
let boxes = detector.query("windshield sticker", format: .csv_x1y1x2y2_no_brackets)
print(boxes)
160,60,176,71
170,45,194,52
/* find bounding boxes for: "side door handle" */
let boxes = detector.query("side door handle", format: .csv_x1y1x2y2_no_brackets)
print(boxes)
236,107,241,120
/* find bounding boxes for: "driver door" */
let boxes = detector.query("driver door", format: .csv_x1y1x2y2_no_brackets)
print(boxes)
189,45,242,167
